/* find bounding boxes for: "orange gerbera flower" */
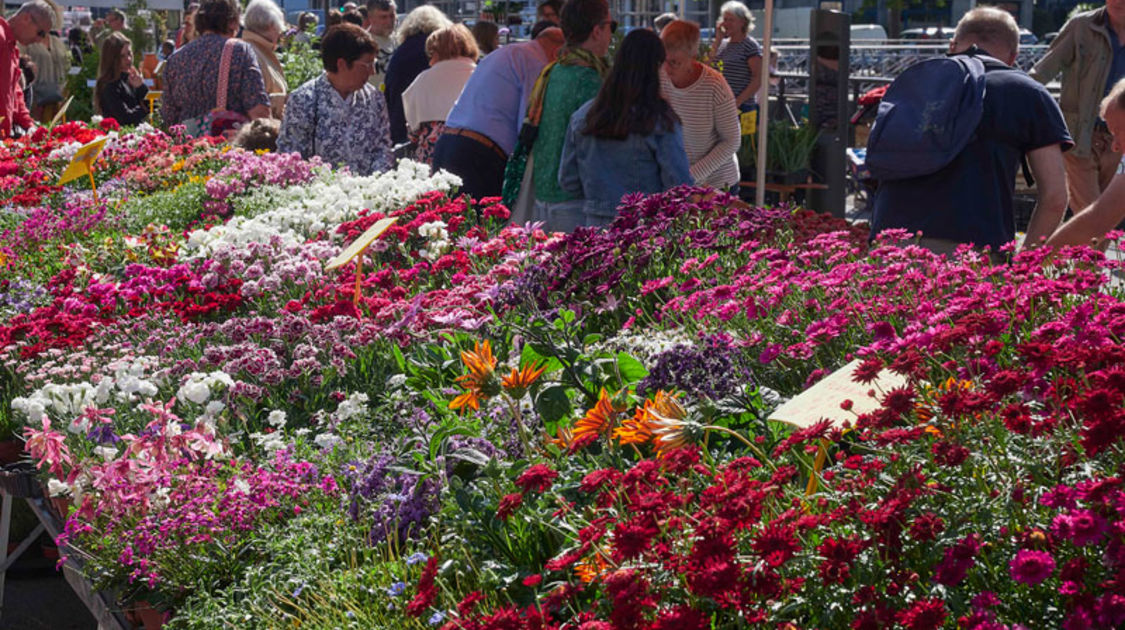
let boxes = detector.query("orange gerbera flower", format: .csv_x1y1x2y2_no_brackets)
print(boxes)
613,398,655,446
450,340,500,414
501,360,546,397
449,390,482,413
648,390,693,455
572,389,626,441
915,377,973,425
575,552,610,583
545,424,574,450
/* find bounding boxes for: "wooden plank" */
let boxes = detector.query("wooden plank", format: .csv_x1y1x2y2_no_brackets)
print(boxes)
23,497,130,630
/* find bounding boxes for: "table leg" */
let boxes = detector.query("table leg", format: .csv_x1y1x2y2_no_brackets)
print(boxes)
0,493,11,614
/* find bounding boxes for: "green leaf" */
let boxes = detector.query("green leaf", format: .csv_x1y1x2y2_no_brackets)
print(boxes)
391,343,406,373
535,386,572,425
616,352,649,385
521,344,563,374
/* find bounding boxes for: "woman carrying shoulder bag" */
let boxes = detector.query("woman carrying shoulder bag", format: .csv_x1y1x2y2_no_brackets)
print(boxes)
161,0,270,134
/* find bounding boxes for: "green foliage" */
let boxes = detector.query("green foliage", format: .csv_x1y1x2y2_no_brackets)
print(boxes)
65,48,99,123
740,120,820,174
279,36,323,91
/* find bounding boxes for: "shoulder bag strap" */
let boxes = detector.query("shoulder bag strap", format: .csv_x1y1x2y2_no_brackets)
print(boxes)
216,38,236,111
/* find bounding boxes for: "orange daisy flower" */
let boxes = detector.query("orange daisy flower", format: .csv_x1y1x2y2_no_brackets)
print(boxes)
501,360,546,397
648,390,692,455
450,340,500,414
575,552,610,584
572,389,626,441
613,398,655,446
545,424,574,450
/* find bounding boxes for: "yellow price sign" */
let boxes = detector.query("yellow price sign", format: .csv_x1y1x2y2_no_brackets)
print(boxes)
49,96,74,128
739,110,758,136
325,216,399,310
58,136,109,186
325,217,398,271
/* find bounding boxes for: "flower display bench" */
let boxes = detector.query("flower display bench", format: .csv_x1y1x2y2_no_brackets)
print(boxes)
0,466,129,630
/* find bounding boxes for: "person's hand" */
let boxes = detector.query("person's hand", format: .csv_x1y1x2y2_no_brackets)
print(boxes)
127,66,144,88
715,18,726,39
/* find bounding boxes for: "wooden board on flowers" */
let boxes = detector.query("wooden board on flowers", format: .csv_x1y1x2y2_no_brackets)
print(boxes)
769,358,906,495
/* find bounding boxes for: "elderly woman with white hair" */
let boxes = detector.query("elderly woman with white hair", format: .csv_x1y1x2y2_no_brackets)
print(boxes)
709,0,763,113
241,0,288,117
383,5,452,144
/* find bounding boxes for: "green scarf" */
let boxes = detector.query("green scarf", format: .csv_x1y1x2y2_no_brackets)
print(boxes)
501,46,610,209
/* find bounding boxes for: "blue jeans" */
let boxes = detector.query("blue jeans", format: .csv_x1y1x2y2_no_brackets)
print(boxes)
533,199,585,233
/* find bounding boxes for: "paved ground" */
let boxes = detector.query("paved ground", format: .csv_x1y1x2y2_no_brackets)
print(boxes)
0,550,95,630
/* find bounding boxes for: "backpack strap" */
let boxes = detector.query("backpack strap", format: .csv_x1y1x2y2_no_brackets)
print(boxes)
216,38,237,112
955,47,1037,186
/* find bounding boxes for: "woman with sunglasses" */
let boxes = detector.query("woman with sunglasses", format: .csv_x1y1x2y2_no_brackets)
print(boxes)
278,24,393,175
557,29,692,227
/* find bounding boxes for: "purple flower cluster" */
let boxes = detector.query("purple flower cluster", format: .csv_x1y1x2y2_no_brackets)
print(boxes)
638,334,754,401
347,448,443,546
0,278,50,315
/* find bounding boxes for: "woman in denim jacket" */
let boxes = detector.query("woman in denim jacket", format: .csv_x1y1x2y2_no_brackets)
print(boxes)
558,29,692,228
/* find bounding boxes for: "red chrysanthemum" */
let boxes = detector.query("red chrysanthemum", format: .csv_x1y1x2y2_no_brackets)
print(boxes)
514,464,558,495
897,598,947,630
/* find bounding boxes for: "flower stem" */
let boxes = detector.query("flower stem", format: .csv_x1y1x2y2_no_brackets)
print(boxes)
704,425,775,470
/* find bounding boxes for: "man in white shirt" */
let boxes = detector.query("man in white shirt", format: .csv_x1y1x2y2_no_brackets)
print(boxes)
365,0,396,89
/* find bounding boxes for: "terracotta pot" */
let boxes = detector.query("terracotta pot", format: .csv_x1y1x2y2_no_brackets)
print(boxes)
0,440,23,465
126,600,167,630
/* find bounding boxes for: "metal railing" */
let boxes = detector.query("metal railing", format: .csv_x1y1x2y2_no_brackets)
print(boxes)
769,42,1059,116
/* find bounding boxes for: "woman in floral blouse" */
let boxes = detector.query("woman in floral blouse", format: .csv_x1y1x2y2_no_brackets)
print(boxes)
277,24,393,176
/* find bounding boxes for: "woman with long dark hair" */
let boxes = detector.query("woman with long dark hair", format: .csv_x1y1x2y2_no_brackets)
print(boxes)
558,29,692,228
95,33,149,125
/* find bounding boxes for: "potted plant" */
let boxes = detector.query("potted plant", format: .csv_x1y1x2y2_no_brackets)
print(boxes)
481,0,510,23
738,120,820,185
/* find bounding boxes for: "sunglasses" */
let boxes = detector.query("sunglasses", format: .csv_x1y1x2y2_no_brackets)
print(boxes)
601,19,618,34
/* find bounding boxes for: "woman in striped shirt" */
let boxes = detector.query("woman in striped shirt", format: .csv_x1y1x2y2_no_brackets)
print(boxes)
660,19,741,190
709,1,763,113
